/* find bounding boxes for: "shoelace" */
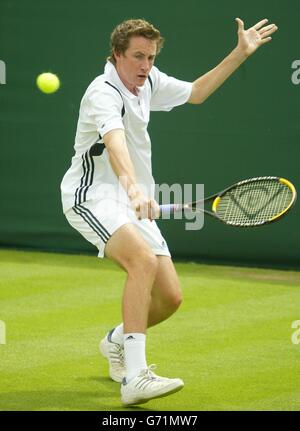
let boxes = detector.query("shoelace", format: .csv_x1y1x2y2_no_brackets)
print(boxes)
142,364,157,379
134,365,162,389
109,343,125,366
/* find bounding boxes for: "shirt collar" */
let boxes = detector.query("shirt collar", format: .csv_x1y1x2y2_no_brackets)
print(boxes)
104,61,145,99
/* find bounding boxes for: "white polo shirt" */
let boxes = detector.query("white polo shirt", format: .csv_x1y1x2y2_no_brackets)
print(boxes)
60,61,192,213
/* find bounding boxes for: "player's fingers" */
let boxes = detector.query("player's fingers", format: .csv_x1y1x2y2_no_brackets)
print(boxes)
258,23,276,34
132,198,142,219
139,201,150,220
235,17,244,32
149,199,159,221
253,18,268,30
260,36,272,45
133,202,142,220
148,200,153,221
259,25,278,38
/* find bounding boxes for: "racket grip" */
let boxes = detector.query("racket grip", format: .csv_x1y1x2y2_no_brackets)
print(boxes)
159,204,176,216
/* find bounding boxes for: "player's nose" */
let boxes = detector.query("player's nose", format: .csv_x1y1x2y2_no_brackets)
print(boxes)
141,60,150,72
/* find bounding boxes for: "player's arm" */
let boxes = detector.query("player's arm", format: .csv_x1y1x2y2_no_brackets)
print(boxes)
188,18,278,104
103,129,159,220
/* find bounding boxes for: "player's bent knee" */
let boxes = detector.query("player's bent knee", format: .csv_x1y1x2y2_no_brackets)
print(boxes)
126,250,158,278
170,291,183,310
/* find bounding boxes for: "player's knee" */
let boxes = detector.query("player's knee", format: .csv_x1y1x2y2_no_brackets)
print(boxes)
127,250,158,278
162,285,183,312
138,252,158,277
170,290,183,311
140,252,158,277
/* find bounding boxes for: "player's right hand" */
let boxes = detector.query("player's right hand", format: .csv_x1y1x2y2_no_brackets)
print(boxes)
131,193,160,221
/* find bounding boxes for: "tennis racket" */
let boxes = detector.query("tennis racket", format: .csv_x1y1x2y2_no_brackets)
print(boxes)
159,176,297,227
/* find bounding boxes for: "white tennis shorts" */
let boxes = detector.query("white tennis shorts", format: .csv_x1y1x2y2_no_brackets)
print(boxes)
64,198,171,258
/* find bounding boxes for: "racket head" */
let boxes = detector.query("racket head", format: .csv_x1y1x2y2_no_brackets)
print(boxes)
211,176,297,227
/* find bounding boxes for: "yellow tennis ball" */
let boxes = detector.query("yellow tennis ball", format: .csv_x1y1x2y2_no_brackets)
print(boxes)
36,72,60,94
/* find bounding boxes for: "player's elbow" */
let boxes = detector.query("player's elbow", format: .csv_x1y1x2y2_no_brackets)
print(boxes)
188,96,205,105
188,82,208,104
188,91,206,105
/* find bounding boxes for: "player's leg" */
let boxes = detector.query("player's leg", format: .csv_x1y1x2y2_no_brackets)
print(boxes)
147,255,183,328
104,223,158,335
125,218,183,327
101,255,182,381
100,223,156,381
103,223,184,405
102,256,182,359
101,223,182,381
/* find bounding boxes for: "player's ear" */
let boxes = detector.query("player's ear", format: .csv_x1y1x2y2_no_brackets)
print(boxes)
113,49,121,62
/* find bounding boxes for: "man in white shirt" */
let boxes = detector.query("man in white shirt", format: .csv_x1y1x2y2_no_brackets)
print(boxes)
61,18,277,406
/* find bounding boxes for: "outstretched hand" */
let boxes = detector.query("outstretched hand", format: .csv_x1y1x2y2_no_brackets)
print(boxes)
235,18,278,57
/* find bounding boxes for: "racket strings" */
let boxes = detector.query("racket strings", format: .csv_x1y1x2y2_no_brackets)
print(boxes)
216,180,293,226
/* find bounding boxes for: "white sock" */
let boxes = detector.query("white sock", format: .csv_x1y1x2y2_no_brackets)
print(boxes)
110,323,124,345
124,333,147,382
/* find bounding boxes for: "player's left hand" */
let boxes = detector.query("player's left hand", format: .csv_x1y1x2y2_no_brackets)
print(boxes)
235,18,278,57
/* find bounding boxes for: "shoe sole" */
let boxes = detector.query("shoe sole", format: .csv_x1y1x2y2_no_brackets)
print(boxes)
122,381,184,406
99,339,124,383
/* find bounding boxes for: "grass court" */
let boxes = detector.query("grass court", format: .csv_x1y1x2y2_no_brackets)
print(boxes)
1,249,300,411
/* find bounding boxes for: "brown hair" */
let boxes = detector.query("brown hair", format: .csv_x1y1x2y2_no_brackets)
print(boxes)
107,19,164,64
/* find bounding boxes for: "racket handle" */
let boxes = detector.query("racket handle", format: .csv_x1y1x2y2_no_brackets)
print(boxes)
159,204,177,216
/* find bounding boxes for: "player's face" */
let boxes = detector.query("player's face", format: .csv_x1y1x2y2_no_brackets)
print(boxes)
115,36,157,92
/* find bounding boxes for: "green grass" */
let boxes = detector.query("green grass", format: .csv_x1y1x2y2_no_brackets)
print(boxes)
0,249,300,411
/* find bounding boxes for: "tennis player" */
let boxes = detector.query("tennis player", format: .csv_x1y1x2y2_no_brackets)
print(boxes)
60,18,277,406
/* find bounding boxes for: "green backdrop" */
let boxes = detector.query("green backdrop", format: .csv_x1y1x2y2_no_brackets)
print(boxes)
1,0,299,267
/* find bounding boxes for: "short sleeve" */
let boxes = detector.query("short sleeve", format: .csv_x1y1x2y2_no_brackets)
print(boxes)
87,84,125,137
149,66,193,112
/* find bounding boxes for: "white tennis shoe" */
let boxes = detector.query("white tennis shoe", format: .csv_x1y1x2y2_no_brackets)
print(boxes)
99,329,126,383
121,364,184,406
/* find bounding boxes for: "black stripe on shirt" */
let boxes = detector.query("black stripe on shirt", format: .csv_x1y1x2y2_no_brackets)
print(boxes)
74,146,96,206
75,153,87,206
82,150,94,203
148,75,153,91
105,81,125,117
75,151,90,206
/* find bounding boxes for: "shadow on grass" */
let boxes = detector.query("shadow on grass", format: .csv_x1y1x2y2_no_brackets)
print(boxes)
0,376,156,411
